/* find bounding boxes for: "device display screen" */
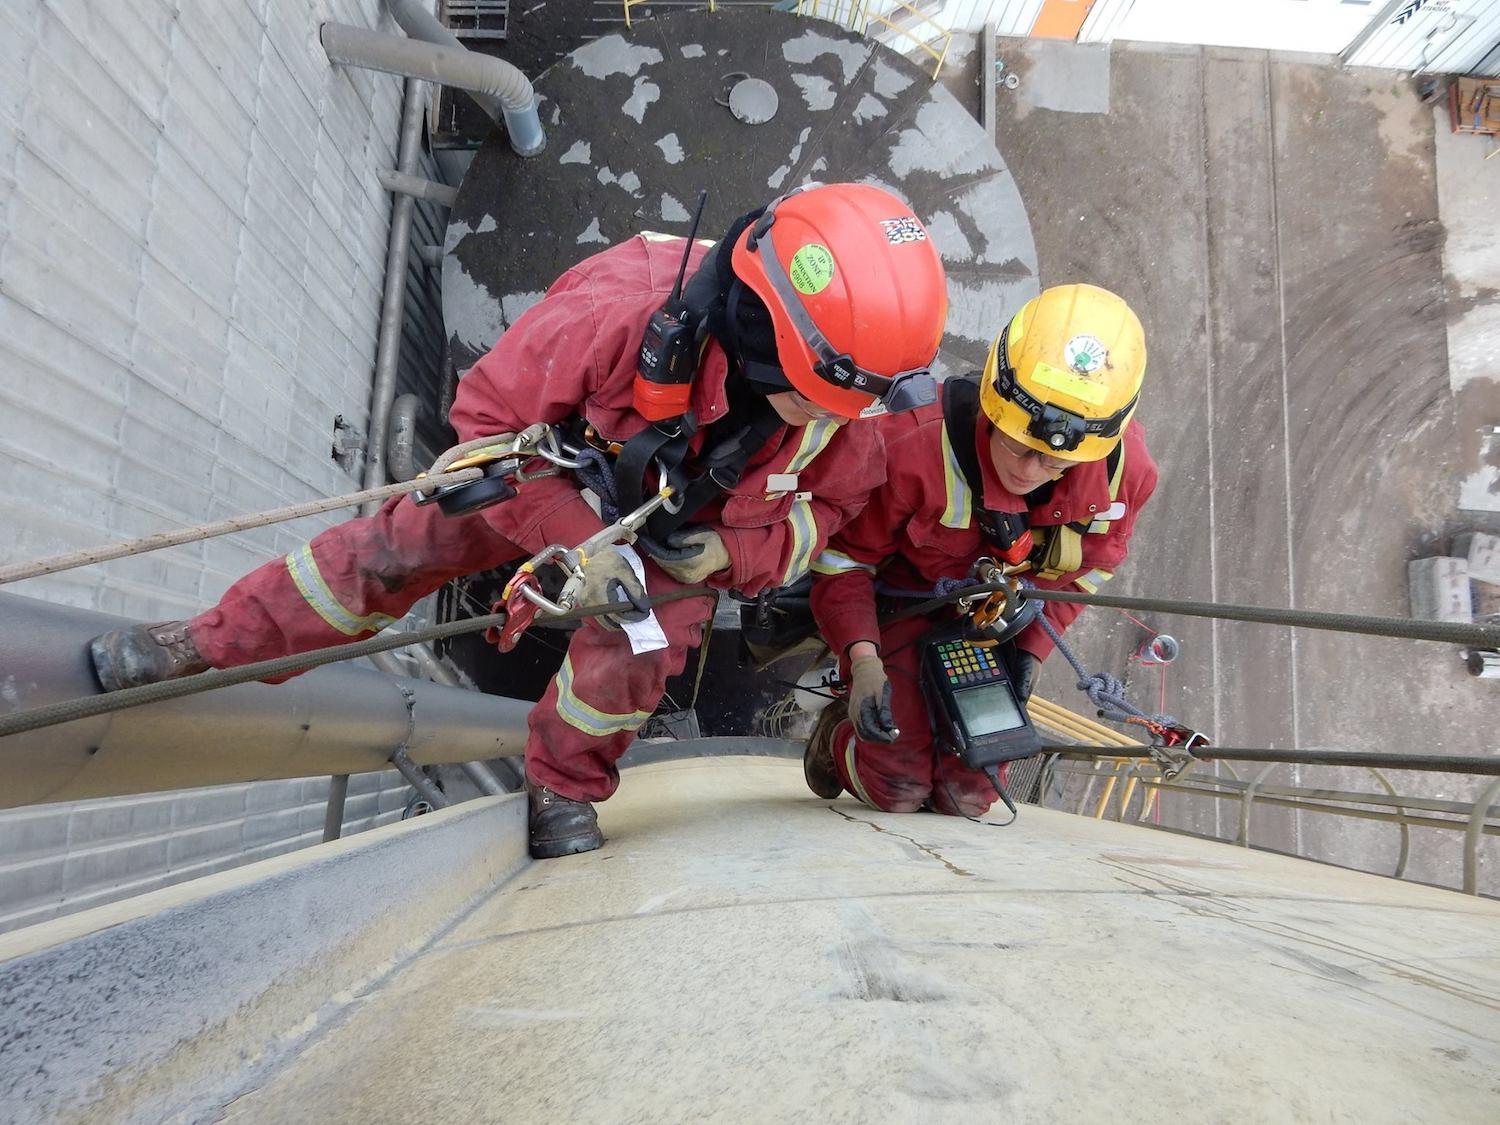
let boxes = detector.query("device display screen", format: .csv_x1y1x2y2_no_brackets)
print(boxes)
953,680,1026,737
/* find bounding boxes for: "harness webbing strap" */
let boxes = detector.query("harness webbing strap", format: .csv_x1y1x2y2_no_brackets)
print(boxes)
942,374,1124,581
613,393,785,550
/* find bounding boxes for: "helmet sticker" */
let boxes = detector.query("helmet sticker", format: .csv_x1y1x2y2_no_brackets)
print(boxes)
789,244,835,295
1065,334,1108,375
880,216,927,244
1032,360,1110,407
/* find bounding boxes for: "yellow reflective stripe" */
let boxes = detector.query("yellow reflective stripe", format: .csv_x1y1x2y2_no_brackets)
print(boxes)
938,423,972,529
1075,568,1113,594
1093,443,1128,534
786,418,837,474
811,548,876,576
284,545,396,637
842,730,879,809
553,654,654,738
782,497,819,585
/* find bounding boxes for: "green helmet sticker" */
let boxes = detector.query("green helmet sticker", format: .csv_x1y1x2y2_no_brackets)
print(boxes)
789,244,835,295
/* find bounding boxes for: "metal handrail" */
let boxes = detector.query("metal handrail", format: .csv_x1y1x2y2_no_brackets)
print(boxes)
1045,756,1500,896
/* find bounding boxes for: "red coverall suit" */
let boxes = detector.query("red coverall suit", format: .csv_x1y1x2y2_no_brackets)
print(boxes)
188,234,882,801
809,403,1157,815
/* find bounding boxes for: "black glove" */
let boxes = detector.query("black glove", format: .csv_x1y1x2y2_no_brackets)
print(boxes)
1009,648,1040,702
849,653,898,743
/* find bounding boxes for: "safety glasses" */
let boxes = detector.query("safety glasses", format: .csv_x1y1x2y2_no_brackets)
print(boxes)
748,190,938,415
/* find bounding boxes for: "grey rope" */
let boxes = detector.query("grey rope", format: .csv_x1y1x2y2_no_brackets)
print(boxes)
0,468,484,588
1027,585,1178,731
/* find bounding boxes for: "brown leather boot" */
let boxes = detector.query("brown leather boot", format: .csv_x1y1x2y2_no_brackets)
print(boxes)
803,699,847,799
527,780,605,859
89,621,210,693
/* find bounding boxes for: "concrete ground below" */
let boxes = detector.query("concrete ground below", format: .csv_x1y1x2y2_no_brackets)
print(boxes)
940,38,1500,890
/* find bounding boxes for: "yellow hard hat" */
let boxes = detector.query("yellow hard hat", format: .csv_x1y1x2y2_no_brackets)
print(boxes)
980,284,1146,463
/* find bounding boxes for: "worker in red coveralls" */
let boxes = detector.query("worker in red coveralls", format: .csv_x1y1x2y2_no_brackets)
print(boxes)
805,285,1157,816
89,182,949,858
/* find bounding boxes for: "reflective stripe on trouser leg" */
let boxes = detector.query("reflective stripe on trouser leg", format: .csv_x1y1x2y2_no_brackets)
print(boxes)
552,653,655,737
839,727,880,809
285,544,397,636
524,581,714,802
190,493,526,675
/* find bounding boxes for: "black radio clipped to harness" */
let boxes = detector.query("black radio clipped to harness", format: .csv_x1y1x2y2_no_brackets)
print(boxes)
634,190,710,422
920,626,1042,814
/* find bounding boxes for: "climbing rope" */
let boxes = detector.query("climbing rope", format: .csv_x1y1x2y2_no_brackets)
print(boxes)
0,467,484,588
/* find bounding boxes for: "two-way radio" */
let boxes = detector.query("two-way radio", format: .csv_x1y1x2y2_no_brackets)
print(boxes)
634,190,711,421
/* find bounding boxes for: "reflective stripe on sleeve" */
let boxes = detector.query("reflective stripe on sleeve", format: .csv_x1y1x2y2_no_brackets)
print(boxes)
938,423,973,530
284,545,397,637
811,548,877,576
552,654,655,738
1074,568,1114,594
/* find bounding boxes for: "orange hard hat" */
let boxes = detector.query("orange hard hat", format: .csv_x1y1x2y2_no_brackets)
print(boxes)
731,182,948,418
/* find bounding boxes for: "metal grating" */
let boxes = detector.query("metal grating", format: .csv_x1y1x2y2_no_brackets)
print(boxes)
444,0,510,40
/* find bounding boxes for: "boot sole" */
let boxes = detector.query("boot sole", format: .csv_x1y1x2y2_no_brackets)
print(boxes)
529,828,605,860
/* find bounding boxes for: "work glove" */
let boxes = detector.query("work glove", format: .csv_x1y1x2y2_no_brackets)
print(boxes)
576,549,650,629
652,528,732,584
1009,648,1040,702
848,652,898,743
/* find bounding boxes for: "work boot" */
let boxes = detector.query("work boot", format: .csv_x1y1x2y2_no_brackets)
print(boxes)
527,780,605,859
803,699,847,800
89,621,209,693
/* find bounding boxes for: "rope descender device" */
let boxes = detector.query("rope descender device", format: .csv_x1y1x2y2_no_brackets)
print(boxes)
412,426,588,517
493,482,680,652
957,559,1040,644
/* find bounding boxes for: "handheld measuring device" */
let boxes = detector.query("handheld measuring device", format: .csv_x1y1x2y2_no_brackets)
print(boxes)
920,627,1042,814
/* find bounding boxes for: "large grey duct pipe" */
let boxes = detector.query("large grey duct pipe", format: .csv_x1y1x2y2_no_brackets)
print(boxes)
0,594,532,810
320,21,545,157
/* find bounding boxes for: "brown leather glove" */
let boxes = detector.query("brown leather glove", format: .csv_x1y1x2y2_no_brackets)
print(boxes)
848,653,898,743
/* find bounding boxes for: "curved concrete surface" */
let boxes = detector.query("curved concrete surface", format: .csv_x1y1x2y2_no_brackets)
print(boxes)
219,758,1500,1123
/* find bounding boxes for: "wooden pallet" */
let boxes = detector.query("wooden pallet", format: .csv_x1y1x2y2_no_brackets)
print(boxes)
1449,75,1500,136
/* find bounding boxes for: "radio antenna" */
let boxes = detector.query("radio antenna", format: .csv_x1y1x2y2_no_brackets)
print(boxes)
669,189,710,307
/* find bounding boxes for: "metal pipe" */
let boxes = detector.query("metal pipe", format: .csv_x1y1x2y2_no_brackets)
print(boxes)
320,21,544,156
385,394,421,483
358,76,426,512
378,168,458,208
0,593,531,810
1048,746,1500,776
461,761,508,796
323,775,350,842
1464,777,1500,895
385,0,544,155
390,747,451,809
